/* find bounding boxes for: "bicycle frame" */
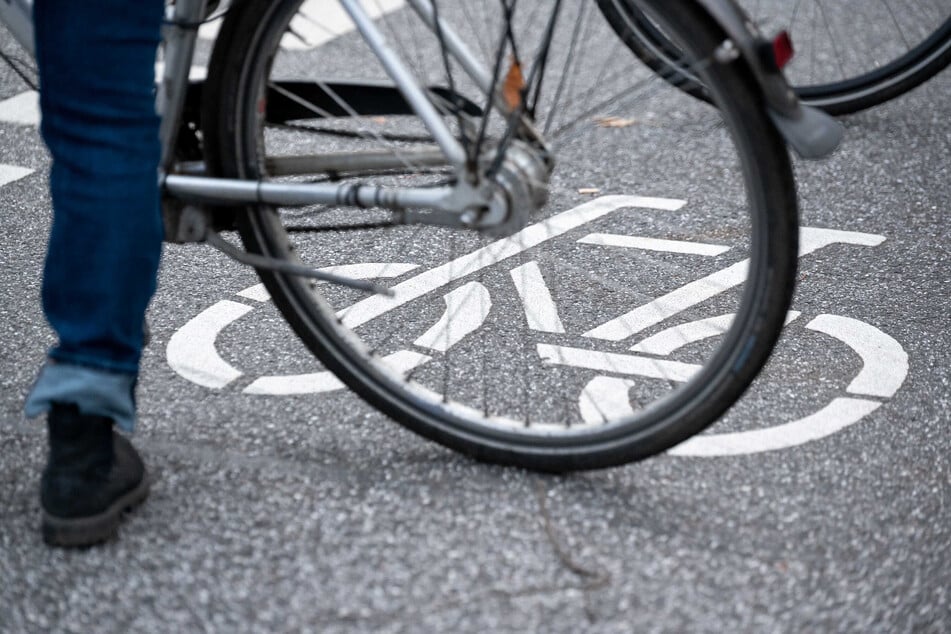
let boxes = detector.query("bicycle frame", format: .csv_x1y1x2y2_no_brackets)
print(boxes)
0,0,498,219
0,0,33,56
0,0,840,233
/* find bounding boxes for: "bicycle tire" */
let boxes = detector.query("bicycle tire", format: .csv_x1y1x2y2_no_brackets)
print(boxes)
605,1,951,116
202,0,798,471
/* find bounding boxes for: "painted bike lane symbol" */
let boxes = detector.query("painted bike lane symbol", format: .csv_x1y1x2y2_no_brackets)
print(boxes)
167,196,908,457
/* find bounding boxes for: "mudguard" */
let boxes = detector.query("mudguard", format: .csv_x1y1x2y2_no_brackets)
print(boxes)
695,0,844,158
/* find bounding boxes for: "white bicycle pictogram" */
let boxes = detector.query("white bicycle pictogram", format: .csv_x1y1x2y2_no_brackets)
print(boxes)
168,196,908,458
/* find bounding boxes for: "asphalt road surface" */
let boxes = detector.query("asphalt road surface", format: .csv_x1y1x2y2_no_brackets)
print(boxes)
1,5,949,633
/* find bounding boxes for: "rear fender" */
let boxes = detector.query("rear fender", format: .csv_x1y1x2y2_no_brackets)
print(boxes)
695,0,844,158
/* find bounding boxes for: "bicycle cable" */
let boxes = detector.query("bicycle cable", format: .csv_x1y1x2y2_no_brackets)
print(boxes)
0,48,37,91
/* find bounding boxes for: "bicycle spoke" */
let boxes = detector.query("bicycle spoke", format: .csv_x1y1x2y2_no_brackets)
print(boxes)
813,0,848,82
204,0,801,467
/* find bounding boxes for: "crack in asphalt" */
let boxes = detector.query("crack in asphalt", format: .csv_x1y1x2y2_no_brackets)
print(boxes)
534,478,612,623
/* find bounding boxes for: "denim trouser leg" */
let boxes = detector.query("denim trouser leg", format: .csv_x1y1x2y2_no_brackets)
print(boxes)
24,0,166,432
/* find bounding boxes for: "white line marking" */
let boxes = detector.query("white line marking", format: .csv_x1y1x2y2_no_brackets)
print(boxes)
243,349,430,395
414,282,490,352
579,376,890,456
631,311,801,355
578,376,637,424
798,226,886,249
256,0,409,50
199,0,407,43
236,262,420,302
0,164,34,187
806,314,908,398
339,196,685,330
510,261,565,333
578,233,730,256
196,0,406,45
322,262,420,279
244,368,345,395
382,349,432,376
584,226,886,341
603,310,905,455
538,344,700,382
236,285,272,303
583,260,749,341
166,300,251,389
631,314,734,355
0,91,39,126
668,397,882,456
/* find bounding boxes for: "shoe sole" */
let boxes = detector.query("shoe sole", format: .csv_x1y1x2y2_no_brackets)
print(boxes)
42,477,150,548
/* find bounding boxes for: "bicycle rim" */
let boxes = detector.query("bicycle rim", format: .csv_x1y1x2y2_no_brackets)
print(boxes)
203,0,798,471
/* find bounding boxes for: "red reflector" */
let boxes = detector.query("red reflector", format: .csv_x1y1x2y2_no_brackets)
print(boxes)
773,31,795,69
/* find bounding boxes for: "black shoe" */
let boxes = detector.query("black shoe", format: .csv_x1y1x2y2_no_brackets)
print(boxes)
41,403,149,547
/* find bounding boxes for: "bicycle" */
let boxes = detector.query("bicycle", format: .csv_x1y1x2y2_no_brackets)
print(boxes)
604,0,951,115
0,0,842,471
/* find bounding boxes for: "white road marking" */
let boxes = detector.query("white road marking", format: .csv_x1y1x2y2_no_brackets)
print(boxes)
578,233,730,256
168,262,425,389
667,397,882,456
631,313,734,355
414,282,490,352
166,195,903,456
538,344,700,382
510,261,565,333
578,376,636,424
323,261,419,279
245,368,346,395
339,196,685,330
584,259,749,342
288,0,407,49
166,300,252,389
243,349,430,395
236,285,273,303
168,197,685,395
584,226,886,342
0,91,39,126
630,311,801,356
237,262,419,302
198,0,407,49
805,314,908,398
0,68,209,131
799,226,886,250
581,309,908,456
0,164,33,187
579,383,884,457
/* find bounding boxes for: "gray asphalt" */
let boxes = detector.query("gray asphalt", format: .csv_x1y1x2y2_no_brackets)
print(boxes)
1,8,950,634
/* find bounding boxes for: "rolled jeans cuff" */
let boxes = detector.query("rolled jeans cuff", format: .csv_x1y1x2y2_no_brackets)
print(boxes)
24,361,137,432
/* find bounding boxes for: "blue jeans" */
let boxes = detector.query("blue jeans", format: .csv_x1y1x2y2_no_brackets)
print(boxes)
24,0,166,432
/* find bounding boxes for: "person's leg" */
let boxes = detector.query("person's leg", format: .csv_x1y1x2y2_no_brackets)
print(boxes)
25,0,165,546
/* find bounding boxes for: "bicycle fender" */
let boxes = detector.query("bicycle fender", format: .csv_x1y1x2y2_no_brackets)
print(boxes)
694,0,844,158
767,104,844,160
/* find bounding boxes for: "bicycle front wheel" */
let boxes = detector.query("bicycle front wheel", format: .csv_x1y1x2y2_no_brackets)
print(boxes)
610,0,951,115
202,0,798,471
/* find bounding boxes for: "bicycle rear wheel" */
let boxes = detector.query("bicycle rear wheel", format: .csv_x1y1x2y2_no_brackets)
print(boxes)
202,0,798,471
608,0,951,115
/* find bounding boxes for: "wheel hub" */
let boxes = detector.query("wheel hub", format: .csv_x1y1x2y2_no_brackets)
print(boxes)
464,141,553,237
